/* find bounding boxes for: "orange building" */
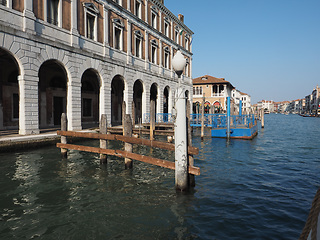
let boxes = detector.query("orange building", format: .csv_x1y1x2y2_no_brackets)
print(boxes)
192,75,234,114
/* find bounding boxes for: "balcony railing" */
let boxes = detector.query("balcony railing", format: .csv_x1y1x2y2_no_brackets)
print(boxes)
143,113,173,123
190,114,256,128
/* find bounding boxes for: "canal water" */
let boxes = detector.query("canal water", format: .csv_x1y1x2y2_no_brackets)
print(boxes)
0,114,319,239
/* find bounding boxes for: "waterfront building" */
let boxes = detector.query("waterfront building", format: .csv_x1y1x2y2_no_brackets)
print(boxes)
311,86,320,115
305,94,313,114
231,89,252,114
0,0,193,134
257,100,274,113
192,75,234,114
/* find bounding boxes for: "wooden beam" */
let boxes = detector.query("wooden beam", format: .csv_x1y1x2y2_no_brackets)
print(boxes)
56,143,200,175
57,131,199,155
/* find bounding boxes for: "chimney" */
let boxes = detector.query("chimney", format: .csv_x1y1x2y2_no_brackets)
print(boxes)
178,14,184,23
159,0,164,4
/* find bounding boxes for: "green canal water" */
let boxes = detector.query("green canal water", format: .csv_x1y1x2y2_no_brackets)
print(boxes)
0,113,319,239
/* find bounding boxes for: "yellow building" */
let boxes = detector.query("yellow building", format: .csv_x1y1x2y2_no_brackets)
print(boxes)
192,75,234,114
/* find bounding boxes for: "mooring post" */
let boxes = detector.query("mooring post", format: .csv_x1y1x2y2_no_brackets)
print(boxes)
100,114,107,164
122,101,126,127
175,86,188,191
227,96,231,139
201,95,205,140
123,114,133,169
187,100,195,187
150,100,155,140
261,108,265,128
132,100,136,128
61,113,67,158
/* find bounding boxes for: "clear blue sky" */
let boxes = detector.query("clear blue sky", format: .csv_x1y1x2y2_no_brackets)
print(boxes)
165,0,320,104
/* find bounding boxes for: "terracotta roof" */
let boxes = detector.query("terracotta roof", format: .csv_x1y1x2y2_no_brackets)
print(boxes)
193,75,231,86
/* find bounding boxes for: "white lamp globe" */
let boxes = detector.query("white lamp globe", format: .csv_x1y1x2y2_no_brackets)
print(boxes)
172,50,186,77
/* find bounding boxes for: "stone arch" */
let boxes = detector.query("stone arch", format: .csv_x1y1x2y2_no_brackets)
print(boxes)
133,79,144,124
213,101,222,113
193,101,201,114
111,74,125,126
38,59,68,127
150,83,158,120
163,86,170,114
81,68,101,128
0,47,21,130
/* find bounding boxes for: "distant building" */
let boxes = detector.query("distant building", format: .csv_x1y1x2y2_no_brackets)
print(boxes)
231,89,251,114
311,86,320,115
257,100,274,112
192,75,234,114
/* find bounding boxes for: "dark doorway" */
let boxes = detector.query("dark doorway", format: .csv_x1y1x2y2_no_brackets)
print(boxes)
53,97,64,125
133,80,143,124
111,75,125,126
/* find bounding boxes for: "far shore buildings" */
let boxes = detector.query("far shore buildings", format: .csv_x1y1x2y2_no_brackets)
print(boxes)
192,75,251,114
0,0,193,134
255,84,320,115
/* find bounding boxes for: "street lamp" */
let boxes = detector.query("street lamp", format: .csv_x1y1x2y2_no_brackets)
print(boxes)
172,49,187,80
172,50,188,191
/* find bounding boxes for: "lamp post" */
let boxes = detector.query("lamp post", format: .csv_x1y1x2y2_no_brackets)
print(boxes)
172,50,188,191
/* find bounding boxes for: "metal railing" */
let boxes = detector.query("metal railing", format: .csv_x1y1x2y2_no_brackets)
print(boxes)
190,114,256,128
143,113,173,123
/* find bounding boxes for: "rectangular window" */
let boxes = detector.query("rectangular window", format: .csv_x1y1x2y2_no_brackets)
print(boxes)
47,0,59,25
164,22,169,37
83,98,92,117
1,0,7,6
136,38,141,57
135,1,141,18
13,93,19,119
151,45,156,63
86,13,95,40
115,28,121,50
175,31,178,44
151,12,156,29
164,51,169,68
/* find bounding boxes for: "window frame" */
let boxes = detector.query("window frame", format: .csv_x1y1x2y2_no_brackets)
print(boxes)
83,3,100,41
47,0,61,27
134,30,144,58
112,18,125,51
150,39,158,64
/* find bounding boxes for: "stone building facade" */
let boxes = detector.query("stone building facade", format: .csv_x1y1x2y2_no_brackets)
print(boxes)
0,0,193,134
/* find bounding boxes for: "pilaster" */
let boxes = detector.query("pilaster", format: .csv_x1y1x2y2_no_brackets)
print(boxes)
19,74,40,135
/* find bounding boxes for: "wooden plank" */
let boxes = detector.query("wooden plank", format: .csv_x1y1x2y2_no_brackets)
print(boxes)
57,131,199,155
56,143,200,175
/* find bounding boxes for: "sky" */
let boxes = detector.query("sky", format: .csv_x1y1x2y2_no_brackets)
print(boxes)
165,0,320,104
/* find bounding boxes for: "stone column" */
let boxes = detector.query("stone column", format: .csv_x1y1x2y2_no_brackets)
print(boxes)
145,31,149,70
67,79,82,131
23,0,35,32
19,74,40,135
127,21,132,64
70,0,79,47
159,40,162,75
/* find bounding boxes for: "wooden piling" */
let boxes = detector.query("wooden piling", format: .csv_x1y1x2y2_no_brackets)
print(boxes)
150,100,155,141
261,108,265,128
122,101,126,127
123,114,133,169
187,100,195,187
132,101,136,128
100,114,107,164
201,97,205,140
61,113,67,158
